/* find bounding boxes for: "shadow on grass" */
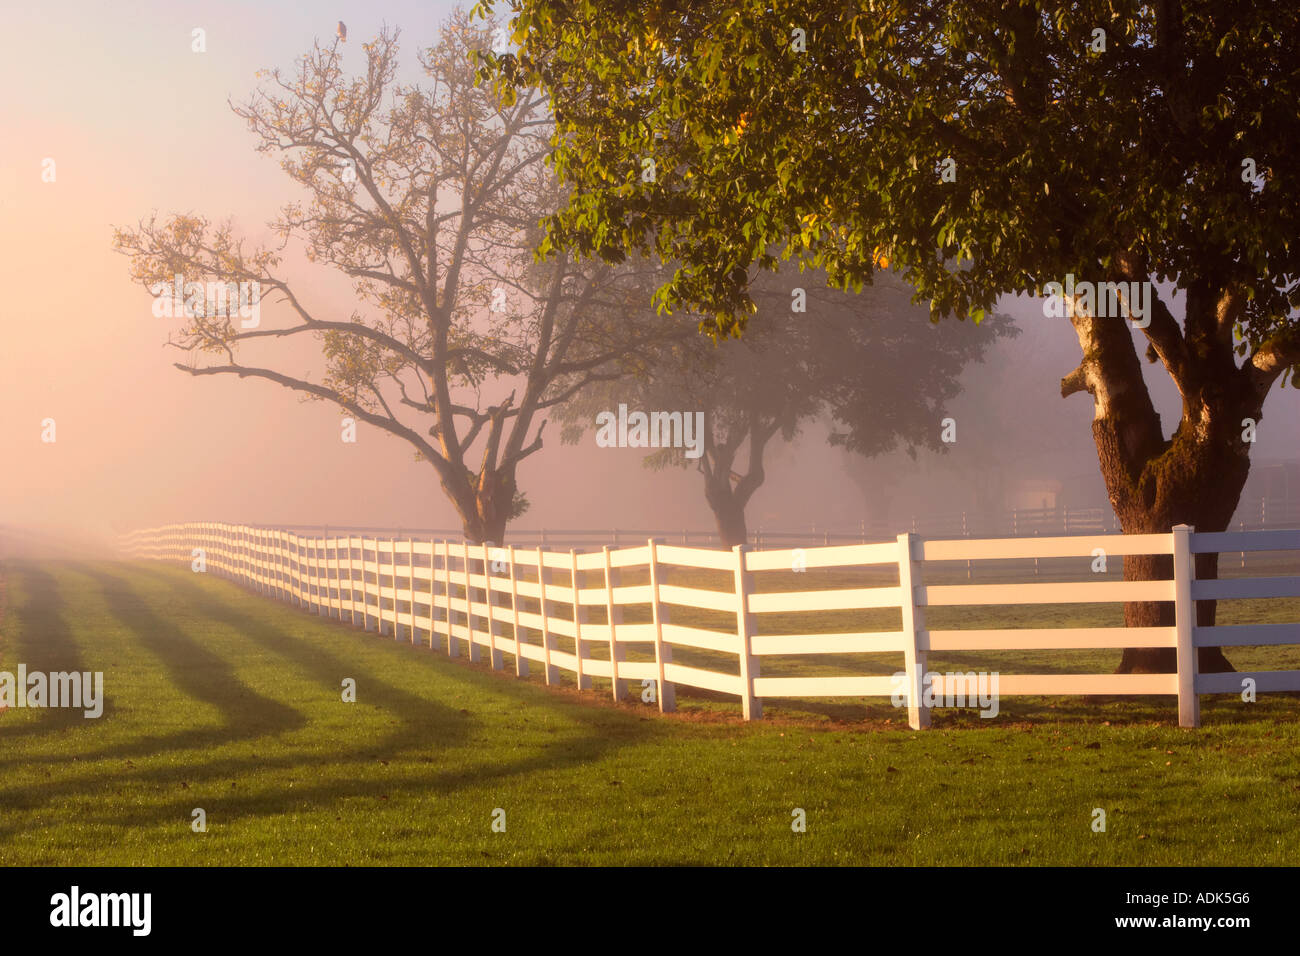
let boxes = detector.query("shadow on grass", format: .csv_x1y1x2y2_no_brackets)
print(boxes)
0,561,648,840
0,562,102,743
0,560,306,772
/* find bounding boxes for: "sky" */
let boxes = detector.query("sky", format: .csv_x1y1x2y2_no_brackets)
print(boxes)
2,0,1297,553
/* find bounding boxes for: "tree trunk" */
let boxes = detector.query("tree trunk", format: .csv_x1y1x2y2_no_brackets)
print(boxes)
1108,527,1237,674
1063,285,1263,675
1092,414,1244,674
700,417,773,549
706,481,749,548
444,467,516,546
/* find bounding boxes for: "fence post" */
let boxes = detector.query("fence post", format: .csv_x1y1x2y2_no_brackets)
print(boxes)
317,530,326,616
390,538,399,637
322,526,330,617
462,543,481,662
298,532,307,611
1173,524,1201,728
363,536,375,631
328,530,340,620
312,530,319,613
403,537,413,643
284,529,292,604
346,534,358,626
441,540,456,657
265,528,274,599
647,538,676,713
602,545,625,701
311,532,319,614
287,531,297,606
352,535,362,628
301,531,310,608
278,529,287,603
507,545,528,677
483,543,504,669
431,538,441,650
327,531,334,612
731,544,762,720
307,532,317,613
376,537,386,634
378,538,389,637
261,529,269,597
392,538,402,639
536,546,557,684
897,533,931,730
371,535,381,632
570,549,592,690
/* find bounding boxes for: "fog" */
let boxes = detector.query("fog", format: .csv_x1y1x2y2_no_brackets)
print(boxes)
3,0,1297,555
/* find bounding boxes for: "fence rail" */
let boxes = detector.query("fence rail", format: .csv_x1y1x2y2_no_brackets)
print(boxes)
121,522,1300,729
268,499,1300,570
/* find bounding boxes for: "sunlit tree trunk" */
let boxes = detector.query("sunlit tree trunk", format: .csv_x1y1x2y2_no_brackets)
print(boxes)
1063,283,1263,673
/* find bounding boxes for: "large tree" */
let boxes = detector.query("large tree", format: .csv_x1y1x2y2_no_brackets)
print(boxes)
479,0,1300,671
556,268,1011,545
115,14,669,544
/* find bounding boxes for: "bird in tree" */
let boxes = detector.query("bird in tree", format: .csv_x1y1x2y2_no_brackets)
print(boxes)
477,0,1300,674
337,21,347,43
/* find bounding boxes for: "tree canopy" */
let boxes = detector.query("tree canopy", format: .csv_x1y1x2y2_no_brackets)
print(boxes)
116,14,674,543
479,0,1300,670
556,268,1012,544
479,1,1299,365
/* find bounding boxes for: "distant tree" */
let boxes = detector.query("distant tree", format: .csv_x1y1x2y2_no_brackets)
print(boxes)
115,15,670,545
556,269,1013,546
481,0,1300,672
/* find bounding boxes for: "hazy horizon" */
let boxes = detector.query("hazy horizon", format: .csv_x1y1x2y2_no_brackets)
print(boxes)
4,0,1298,556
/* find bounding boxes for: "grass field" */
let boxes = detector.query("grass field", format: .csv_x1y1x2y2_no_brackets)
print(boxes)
1,558,1298,866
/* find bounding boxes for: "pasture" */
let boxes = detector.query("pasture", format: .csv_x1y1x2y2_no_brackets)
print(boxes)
1,558,1297,866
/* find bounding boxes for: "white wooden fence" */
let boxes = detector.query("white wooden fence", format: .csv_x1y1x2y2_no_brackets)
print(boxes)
120,523,1300,728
